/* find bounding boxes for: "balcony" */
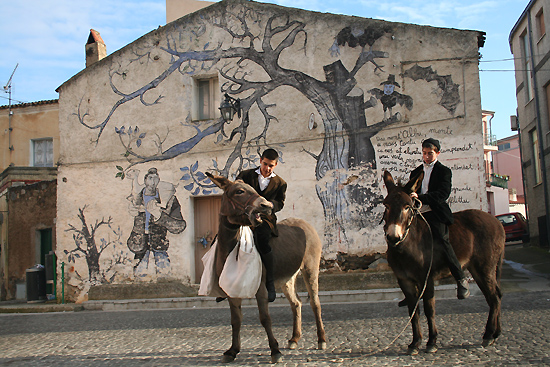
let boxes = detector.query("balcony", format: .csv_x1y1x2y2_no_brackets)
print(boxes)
483,133,498,152
489,173,509,189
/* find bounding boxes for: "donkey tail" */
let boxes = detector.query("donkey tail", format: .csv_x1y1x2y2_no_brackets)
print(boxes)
495,252,503,299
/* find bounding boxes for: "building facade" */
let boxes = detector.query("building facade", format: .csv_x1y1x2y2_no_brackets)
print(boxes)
56,0,487,302
493,134,526,216
0,100,60,300
510,0,550,247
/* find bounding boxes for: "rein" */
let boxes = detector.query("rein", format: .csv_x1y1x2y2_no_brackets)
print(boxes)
226,191,260,214
365,196,434,357
392,197,423,246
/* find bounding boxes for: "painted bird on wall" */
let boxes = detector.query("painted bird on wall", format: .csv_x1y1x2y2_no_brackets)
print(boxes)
368,74,413,121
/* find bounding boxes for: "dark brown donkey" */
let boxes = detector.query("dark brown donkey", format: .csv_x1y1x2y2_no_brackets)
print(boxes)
382,171,505,355
206,173,326,363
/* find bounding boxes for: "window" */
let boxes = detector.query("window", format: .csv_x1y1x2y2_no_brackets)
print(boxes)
193,76,219,120
498,142,511,151
536,9,546,39
521,32,534,102
32,138,53,167
531,129,542,185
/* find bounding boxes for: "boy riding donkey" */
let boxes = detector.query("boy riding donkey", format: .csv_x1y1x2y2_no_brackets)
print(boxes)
216,148,286,303
237,148,286,302
399,138,470,306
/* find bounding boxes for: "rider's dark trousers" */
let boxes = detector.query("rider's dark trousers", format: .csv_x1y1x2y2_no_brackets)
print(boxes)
253,221,272,255
423,211,466,281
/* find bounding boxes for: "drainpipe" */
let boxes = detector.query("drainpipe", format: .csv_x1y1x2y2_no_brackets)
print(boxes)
527,12,550,247
513,114,530,224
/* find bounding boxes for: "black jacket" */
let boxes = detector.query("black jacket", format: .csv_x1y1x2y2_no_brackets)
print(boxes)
410,161,454,225
237,168,287,235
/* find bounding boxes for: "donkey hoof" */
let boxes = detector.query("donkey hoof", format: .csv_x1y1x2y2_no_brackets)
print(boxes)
271,352,283,363
425,344,438,353
406,347,419,356
288,341,298,350
482,338,495,348
222,354,236,363
318,341,327,350
222,350,237,363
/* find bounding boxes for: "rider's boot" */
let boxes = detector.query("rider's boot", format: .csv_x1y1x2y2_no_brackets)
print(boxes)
260,251,276,302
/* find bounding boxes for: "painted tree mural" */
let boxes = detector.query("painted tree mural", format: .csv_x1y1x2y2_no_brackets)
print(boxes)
73,3,460,247
65,206,129,284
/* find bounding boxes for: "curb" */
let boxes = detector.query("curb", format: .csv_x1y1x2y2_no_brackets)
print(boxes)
81,284,481,312
0,284,481,314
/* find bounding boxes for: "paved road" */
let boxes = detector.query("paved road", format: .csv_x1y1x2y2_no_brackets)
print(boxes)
1,290,549,366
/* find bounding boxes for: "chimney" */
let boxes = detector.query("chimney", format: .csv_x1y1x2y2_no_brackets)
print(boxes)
86,29,107,67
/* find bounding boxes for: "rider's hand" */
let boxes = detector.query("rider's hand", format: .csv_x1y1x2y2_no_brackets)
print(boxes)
410,192,418,199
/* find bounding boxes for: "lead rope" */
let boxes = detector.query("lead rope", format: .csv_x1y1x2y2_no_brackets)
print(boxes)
360,197,434,358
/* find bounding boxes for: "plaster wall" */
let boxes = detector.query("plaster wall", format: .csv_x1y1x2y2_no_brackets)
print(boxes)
0,103,60,170
493,136,523,198
57,0,486,301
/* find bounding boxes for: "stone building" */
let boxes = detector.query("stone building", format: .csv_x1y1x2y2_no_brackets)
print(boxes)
0,99,59,300
510,0,550,247
56,0,487,302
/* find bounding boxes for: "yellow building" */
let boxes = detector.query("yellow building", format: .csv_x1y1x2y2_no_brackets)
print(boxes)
0,100,59,300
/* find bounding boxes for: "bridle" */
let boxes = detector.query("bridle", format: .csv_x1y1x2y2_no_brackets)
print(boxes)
225,189,261,216
383,196,423,246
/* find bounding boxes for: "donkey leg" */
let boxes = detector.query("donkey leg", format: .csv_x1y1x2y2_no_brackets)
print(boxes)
301,266,327,350
281,274,302,349
422,281,438,353
223,298,243,363
256,288,283,363
469,266,503,346
398,279,422,355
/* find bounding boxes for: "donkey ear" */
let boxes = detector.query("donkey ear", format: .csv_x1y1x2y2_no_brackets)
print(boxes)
206,172,233,191
383,171,396,192
404,170,424,194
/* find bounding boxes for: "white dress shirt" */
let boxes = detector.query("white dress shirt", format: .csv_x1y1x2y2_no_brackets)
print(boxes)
255,168,276,191
420,159,437,213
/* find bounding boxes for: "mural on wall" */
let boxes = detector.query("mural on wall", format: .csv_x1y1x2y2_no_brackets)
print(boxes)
403,64,461,114
65,206,132,299
73,4,462,250
368,74,413,122
126,168,187,276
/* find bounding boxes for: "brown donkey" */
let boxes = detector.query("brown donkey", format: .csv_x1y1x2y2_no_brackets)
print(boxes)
206,173,326,363
382,171,505,355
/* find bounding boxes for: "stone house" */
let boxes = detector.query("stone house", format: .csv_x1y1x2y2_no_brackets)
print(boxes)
56,0,487,302
0,99,59,300
510,0,550,247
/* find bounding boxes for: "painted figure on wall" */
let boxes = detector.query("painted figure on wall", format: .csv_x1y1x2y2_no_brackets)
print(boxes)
126,168,186,276
74,3,464,252
368,74,413,121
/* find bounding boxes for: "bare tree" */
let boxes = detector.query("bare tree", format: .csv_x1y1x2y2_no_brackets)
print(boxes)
75,4,418,246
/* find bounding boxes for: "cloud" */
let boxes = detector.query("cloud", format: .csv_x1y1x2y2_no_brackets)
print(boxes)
0,0,165,102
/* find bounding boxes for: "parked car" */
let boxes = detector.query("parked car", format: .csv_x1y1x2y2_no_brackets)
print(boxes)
495,212,529,243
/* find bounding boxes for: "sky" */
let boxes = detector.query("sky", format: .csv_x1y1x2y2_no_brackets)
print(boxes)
0,0,530,140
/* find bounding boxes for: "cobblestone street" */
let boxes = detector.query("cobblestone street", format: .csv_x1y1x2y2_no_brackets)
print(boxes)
1,290,549,366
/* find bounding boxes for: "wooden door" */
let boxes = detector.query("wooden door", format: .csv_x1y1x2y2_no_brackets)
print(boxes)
193,196,222,283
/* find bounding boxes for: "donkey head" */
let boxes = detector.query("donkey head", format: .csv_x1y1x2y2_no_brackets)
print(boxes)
206,173,273,227
382,170,424,247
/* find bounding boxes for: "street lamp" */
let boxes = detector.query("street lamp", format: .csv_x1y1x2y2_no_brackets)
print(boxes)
219,93,241,123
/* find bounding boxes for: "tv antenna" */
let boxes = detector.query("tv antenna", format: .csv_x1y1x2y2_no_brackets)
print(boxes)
4,63,19,151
